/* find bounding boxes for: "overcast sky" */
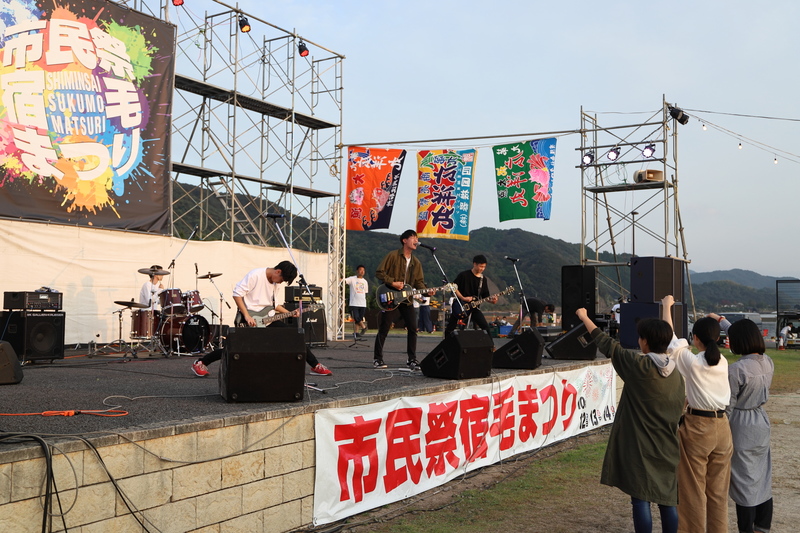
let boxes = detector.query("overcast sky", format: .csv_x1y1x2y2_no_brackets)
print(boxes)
178,0,800,278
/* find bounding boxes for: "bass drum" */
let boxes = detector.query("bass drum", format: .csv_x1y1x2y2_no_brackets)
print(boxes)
158,315,209,353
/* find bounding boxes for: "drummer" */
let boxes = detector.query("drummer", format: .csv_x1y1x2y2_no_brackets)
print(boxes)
139,265,165,310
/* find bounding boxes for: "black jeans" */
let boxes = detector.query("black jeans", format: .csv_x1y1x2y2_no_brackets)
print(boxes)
374,303,417,362
736,498,773,533
445,306,491,338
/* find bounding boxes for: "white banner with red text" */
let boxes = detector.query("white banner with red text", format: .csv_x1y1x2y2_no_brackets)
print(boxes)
313,363,616,525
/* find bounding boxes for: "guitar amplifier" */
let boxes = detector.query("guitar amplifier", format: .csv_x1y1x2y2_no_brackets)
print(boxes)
4,291,63,311
285,285,322,303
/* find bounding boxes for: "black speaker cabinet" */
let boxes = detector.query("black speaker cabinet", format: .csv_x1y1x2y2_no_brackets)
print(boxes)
0,341,23,385
0,311,65,362
629,256,685,303
546,323,598,360
619,301,687,349
561,265,596,332
493,329,545,370
219,327,306,402
421,330,493,380
285,304,327,346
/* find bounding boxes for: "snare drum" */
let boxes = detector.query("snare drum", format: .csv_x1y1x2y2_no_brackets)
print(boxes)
158,314,210,353
182,290,204,313
159,288,185,315
131,309,160,338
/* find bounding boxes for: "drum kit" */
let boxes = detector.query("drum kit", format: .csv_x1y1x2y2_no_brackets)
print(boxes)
112,267,224,357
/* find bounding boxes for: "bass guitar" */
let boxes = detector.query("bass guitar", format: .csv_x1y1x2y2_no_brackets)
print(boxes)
453,286,515,316
237,304,324,326
375,283,456,311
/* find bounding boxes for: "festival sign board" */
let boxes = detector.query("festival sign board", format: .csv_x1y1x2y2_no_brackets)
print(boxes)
416,148,476,240
346,146,407,231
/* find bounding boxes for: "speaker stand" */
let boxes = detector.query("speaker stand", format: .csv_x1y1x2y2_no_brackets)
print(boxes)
95,309,132,356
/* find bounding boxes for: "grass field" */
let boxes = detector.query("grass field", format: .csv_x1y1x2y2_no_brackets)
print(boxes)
341,347,800,532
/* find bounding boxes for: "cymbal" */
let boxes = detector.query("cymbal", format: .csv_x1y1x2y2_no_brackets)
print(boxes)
114,300,149,309
138,267,170,276
197,272,222,279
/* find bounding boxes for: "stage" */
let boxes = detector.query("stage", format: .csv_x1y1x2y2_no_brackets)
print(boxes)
0,331,602,437
0,331,610,533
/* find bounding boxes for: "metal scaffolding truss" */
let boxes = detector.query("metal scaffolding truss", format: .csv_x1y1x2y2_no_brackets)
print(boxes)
578,97,695,314
124,0,347,339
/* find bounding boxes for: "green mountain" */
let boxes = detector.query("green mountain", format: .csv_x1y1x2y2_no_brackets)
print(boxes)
347,227,789,313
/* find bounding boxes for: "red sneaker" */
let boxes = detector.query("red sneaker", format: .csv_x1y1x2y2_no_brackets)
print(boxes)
192,360,209,377
310,363,332,376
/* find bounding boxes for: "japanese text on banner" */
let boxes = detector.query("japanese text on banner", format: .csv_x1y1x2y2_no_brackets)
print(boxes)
346,146,407,231
416,149,476,240
493,138,556,222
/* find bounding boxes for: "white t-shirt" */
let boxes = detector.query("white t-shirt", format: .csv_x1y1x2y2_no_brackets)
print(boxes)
611,304,621,322
668,336,730,411
139,281,162,310
233,268,278,312
344,275,369,307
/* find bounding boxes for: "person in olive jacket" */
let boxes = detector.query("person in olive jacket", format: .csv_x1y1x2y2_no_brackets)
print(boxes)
576,308,685,533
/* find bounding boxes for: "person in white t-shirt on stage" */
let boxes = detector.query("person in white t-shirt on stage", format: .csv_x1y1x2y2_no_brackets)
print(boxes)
344,265,369,340
139,265,165,310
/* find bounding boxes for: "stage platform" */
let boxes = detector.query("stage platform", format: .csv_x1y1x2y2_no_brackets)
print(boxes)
0,331,601,443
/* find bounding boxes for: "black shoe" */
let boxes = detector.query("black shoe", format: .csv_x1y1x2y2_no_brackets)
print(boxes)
373,359,387,369
407,359,420,371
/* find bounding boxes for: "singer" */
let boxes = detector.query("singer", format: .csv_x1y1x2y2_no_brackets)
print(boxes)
373,229,431,370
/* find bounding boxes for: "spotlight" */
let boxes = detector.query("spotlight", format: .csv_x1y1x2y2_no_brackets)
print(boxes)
702,124,707,131
298,41,309,57
606,147,620,161
582,151,595,165
668,106,689,125
172,0,183,5
738,143,742,150
238,15,251,33
642,143,656,158
774,156,778,164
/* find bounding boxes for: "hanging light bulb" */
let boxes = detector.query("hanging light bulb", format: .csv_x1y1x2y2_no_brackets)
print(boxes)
738,143,743,150
702,124,707,131
606,147,621,161
642,143,656,158
582,151,595,165
774,156,778,164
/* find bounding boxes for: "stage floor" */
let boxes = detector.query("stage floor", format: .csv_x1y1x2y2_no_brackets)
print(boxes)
0,331,602,441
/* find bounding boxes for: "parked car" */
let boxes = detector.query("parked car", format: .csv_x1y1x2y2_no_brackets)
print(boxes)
717,312,763,345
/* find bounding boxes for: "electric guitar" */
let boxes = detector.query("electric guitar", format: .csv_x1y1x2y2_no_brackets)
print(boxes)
375,283,456,311
237,304,324,326
453,286,515,316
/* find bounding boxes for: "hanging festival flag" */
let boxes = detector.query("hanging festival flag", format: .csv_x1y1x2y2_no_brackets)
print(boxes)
416,149,477,240
346,147,407,231
493,138,557,222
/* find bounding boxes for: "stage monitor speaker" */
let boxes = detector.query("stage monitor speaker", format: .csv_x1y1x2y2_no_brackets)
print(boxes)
421,330,493,380
619,301,687,349
546,323,598,360
219,327,306,402
561,265,596,332
0,311,65,362
0,341,23,385
493,329,545,370
629,256,684,303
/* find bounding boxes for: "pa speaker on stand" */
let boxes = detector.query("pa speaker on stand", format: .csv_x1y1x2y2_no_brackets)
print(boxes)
0,311,65,362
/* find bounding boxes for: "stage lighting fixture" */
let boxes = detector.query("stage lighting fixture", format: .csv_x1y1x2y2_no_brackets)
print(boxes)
738,143,743,150
702,124,707,131
774,156,778,164
642,143,656,158
238,15,251,33
298,41,309,57
172,0,183,5
606,147,620,161
582,151,595,165
668,106,689,125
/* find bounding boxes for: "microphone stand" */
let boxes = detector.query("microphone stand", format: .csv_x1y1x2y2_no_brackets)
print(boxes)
206,273,230,344
419,245,457,336
507,258,530,335
167,225,198,290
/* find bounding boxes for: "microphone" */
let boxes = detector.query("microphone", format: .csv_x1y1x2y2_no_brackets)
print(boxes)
195,263,198,275
504,256,520,262
419,243,436,252
263,212,285,219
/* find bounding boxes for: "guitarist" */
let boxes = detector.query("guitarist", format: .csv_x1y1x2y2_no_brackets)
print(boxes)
444,255,498,341
373,229,430,370
191,261,332,377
